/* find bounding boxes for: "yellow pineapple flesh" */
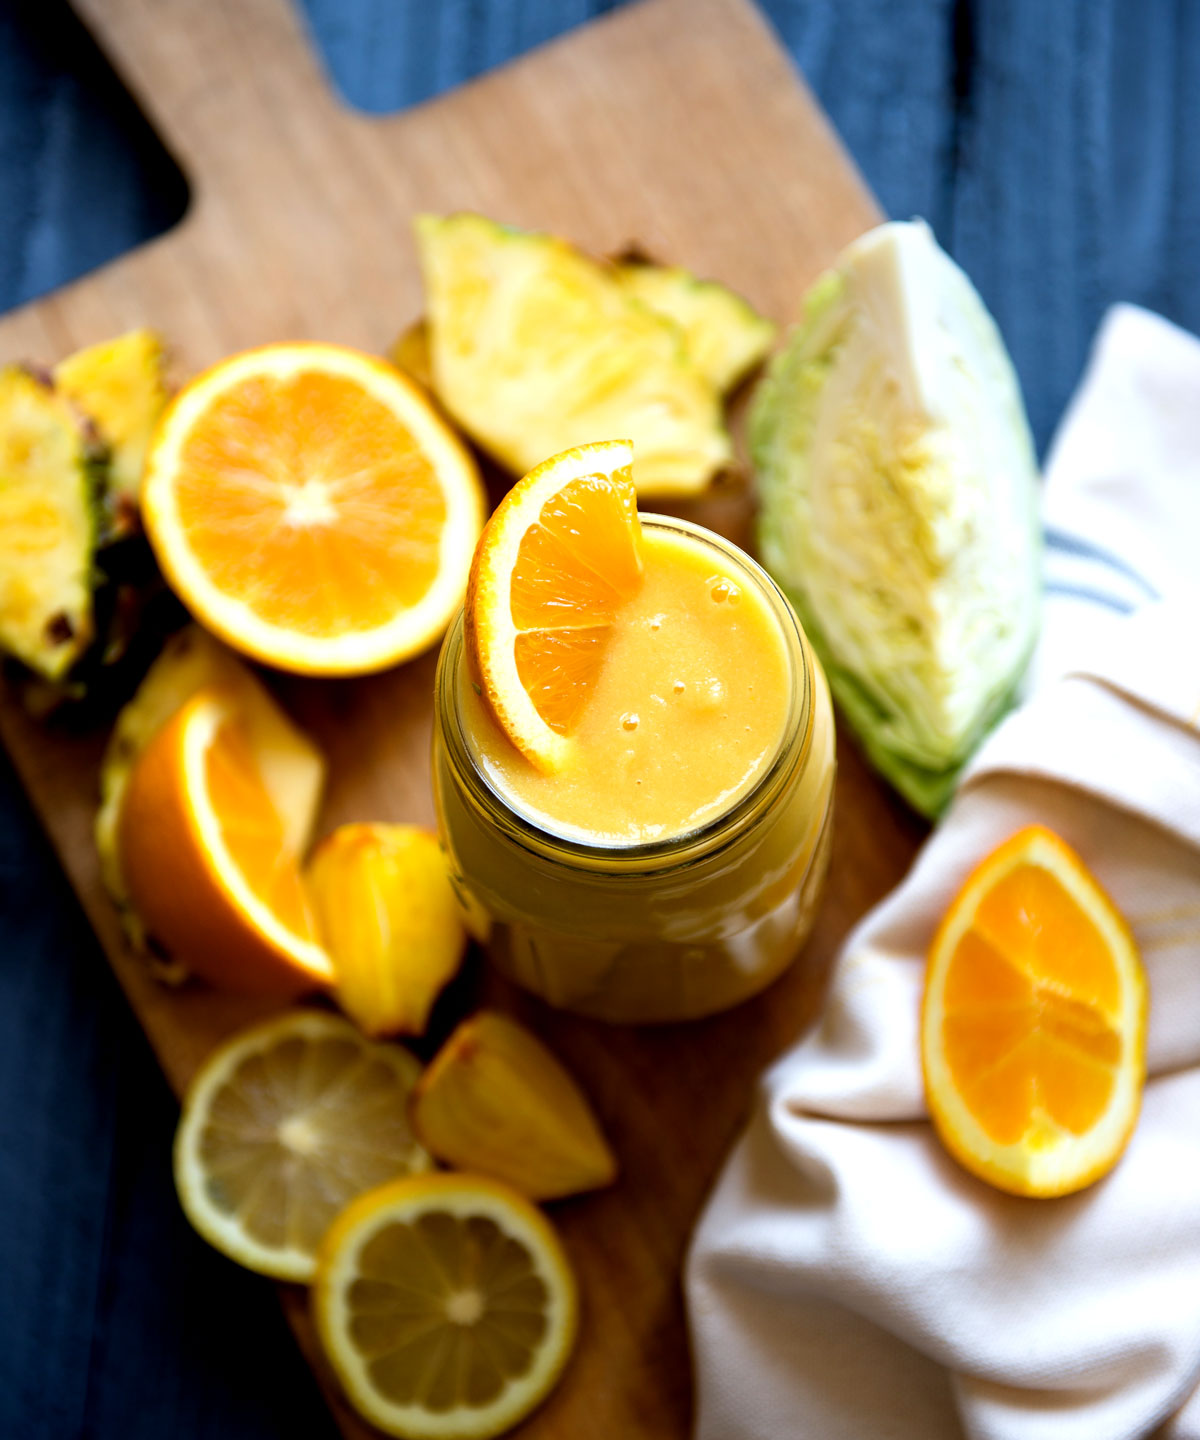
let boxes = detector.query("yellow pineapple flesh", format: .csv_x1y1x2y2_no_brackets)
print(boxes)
0,366,96,680
415,213,732,498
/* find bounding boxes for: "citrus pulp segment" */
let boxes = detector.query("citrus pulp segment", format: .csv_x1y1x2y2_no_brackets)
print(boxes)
174,1011,430,1281
465,439,643,773
141,342,485,675
117,687,335,995
922,825,1147,1197
314,1173,578,1439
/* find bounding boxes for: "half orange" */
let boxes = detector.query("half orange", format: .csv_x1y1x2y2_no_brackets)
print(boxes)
922,825,1147,1197
464,439,643,772
142,343,485,675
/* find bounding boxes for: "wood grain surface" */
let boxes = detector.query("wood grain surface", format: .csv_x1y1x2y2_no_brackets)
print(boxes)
0,0,927,1434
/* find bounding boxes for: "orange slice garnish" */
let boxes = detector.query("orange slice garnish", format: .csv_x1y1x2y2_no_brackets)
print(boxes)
464,439,643,771
142,343,485,675
922,825,1148,1197
117,686,335,995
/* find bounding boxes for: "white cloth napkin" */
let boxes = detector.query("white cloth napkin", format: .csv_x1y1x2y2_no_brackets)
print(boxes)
686,304,1200,1440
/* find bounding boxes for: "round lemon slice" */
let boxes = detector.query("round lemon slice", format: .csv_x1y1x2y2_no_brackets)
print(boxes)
314,1173,578,1439
174,1011,430,1281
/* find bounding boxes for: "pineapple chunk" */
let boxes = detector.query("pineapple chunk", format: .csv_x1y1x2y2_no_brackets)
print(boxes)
0,367,96,680
616,261,776,393
415,214,732,498
55,329,167,523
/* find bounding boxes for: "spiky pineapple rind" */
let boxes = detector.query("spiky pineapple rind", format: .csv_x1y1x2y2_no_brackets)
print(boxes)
616,260,776,392
54,328,167,532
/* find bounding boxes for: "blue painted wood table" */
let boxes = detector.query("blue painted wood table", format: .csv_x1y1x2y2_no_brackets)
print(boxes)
2,2,1197,1436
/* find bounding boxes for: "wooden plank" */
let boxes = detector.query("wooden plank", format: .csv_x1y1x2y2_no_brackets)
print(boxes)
0,1,921,1435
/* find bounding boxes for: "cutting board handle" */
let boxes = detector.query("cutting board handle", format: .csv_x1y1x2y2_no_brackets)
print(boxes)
72,0,349,200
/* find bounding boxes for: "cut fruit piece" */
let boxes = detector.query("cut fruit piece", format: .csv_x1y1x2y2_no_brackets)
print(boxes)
314,1172,578,1440
306,824,468,1038
142,342,485,676
174,1010,430,1281
465,439,643,772
96,626,326,949
922,825,1148,1197
54,328,168,526
412,1012,618,1200
389,322,433,393
416,213,732,498
0,365,98,680
615,261,776,392
117,685,335,994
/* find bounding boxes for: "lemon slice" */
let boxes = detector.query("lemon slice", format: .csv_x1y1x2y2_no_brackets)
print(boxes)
314,1173,578,1439
922,825,1148,1197
174,1011,430,1281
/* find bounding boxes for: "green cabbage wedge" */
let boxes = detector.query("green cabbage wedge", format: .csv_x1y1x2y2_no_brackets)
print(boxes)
752,221,1041,817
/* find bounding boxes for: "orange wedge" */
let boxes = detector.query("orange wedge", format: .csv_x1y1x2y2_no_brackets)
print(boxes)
922,825,1147,1197
142,343,485,675
117,686,335,995
464,439,643,771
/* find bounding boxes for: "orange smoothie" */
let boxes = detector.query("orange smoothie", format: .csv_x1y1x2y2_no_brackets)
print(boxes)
434,514,835,1023
464,524,791,845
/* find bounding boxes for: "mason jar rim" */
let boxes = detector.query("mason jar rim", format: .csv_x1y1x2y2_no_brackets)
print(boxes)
434,514,815,876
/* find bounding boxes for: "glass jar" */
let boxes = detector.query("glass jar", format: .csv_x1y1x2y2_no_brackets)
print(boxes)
433,517,835,1024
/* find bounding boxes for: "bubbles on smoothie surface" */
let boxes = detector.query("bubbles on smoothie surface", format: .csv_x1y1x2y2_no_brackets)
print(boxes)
691,676,727,712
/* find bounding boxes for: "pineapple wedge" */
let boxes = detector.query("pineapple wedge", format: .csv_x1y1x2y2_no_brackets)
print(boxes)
0,366,98,680
55,329,167,528
411,1011,617,1200
415,214,732,498
617,260,776,393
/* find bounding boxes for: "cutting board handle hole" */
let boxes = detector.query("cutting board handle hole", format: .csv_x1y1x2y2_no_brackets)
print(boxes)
0,0,190,316
294,0,627,114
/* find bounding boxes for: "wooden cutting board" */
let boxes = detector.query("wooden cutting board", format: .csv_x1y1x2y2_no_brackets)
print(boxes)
0,0,928,1434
